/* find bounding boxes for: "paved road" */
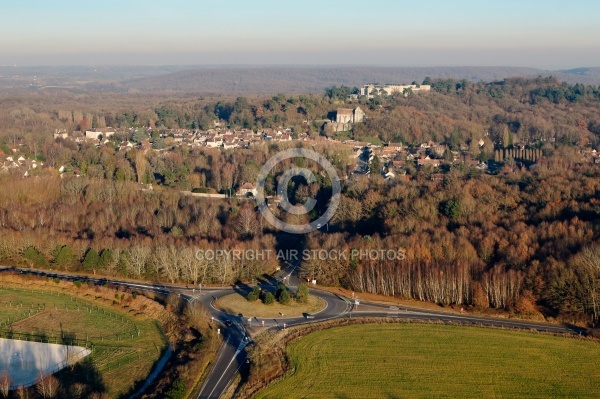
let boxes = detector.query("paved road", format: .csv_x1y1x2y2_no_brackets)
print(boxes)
0,265,586,399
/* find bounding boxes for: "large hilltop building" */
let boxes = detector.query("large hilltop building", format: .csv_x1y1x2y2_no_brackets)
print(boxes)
360,83,431,98
329,106,366,132
336,107,366,124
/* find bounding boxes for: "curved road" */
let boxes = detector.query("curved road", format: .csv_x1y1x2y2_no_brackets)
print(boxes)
0,265,586,399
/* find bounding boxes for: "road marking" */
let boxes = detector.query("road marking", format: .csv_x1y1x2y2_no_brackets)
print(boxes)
197,336,229,398
203,348,242,399
348,309,571,333
339,297,352,317
401,310,568,331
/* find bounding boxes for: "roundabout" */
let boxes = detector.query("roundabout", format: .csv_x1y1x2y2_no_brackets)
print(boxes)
213,292,326,319
1,266,587,399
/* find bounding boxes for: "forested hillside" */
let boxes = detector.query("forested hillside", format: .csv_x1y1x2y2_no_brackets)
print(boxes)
0,77,599,326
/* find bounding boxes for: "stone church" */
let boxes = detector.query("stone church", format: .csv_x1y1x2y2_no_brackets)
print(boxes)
336,107,366,124
329,106,366,132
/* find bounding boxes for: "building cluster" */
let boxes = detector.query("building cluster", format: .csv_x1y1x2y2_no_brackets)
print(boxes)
53,128,117,146
352,139,489,182
191,127,294,150
360,83,431,98
53,125,308,152
583,148,600,164
0,153,43,177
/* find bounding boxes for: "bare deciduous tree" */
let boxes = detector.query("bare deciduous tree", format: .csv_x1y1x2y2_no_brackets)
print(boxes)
126,245,151,279
573,244,600,323
70,382,87,398
152,245,181,284
236,207,258,237
135,150,148,184
16,386,30,399
0,371,12,398
36,372,60,399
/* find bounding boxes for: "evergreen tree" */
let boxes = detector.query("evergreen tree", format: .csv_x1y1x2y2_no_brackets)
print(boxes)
296,284,310,303
264,292,275,305
82,248,99,273
23,246,45,267
277,285,291,305
99,249,113,271
52,245,76,270
246,286,261,302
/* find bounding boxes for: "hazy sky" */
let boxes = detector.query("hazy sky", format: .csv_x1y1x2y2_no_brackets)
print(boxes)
1,0,599,68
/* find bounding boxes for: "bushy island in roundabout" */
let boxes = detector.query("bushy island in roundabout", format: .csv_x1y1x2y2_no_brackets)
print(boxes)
247,323,600,399
214,284,325,319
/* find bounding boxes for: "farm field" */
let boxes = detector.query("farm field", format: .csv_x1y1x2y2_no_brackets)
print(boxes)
1,287,136,340
255,323,600,399
0,286,166,397
214,293,325,318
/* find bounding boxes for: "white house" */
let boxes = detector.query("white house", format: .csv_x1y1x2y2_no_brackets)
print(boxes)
237,183,258,197
206,138,223,148
85,128,116,140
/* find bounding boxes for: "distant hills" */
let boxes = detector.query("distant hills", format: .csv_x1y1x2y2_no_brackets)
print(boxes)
561,67,600,80
122,66,547,94
123,66,600,94
1,65,599,95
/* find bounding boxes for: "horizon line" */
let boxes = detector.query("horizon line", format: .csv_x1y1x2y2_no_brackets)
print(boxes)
2,64,597,71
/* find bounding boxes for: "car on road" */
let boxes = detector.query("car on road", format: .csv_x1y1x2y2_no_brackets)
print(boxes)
225,319,233,327
304,313,315,319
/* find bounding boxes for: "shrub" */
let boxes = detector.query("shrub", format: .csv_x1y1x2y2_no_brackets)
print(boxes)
278,288,291,305
247,286,261,302
166,379,187,399
263,292,275,305
296,284,309,303
275,284,291,305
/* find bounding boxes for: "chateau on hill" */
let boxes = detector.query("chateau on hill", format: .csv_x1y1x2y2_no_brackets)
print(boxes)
360,83,431,98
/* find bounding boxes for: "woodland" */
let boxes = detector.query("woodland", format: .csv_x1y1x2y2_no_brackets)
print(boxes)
0,76,599,326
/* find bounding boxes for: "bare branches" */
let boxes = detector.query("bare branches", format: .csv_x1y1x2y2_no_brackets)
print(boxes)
0,371,11,399
36,372,60,399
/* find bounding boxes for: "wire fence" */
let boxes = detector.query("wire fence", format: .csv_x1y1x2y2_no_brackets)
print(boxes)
0,287,141,342
0,287,164,393
0,330,93,348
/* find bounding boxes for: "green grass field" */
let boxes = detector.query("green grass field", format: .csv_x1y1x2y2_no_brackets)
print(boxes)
256,323,600,399
0,287,136,339
0,286,166,397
